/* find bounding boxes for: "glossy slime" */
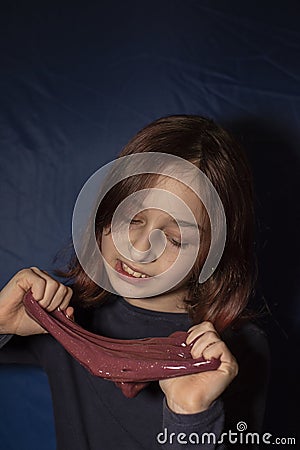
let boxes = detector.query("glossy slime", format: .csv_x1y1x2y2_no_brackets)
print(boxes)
23,291,220,398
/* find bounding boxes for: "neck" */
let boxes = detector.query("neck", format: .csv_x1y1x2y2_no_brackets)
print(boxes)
124,289,188,313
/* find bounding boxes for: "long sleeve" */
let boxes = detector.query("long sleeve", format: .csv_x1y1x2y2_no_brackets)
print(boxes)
158,322,270,450
160,398,225,449
0,334,13,348
0,334,43,365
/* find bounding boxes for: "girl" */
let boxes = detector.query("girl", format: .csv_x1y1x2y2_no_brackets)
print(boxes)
0,115,269,449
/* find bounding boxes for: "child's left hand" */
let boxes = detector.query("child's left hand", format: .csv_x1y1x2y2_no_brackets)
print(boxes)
159,321,238,414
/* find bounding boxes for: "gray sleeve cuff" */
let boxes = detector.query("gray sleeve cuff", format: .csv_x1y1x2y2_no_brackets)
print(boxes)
0,335,13,349
159,398,225,449
163,397,224,428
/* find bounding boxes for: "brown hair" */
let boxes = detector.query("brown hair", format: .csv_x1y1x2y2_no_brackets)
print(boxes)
61,115,256,333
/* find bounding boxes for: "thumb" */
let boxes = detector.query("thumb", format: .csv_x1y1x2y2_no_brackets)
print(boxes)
64,306,75,322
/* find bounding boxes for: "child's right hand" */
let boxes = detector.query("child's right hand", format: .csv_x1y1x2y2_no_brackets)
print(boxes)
0,267,73,336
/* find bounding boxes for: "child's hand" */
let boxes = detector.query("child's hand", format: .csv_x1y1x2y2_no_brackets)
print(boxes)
159,321,238,414
0,267,73,336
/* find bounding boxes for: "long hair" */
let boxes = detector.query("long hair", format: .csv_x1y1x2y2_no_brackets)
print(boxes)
60,115,256,333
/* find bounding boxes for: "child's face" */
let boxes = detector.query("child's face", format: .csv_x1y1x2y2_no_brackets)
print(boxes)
101,176,203,312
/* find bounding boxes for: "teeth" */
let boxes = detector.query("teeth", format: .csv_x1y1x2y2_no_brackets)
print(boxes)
133,271,142,278
122,262,148,278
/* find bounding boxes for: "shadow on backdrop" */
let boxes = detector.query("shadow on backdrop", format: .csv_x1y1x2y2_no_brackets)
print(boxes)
226,117,300,439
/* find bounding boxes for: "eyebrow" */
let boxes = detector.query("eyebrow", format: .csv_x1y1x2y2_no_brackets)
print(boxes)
131,204,203,231
170,218,203,231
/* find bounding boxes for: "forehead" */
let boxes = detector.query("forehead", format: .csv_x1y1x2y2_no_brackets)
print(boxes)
145,175,203,221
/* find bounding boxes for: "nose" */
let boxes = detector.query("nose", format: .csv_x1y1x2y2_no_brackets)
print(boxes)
129,228,165,263
129,229,153,262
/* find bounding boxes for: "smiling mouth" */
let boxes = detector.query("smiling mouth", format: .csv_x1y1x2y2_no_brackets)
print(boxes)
116,260,150,279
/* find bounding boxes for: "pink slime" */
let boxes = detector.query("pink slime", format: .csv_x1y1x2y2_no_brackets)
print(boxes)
23,291,220,398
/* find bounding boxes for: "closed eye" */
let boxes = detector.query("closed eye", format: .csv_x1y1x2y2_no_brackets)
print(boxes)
170,238,182,248
168,237,189,249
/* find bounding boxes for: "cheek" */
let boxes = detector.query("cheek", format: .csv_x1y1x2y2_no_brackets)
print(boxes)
158,247,179,268
101,233,116,260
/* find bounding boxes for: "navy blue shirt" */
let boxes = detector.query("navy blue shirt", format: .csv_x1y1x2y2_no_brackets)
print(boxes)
0,295,269,449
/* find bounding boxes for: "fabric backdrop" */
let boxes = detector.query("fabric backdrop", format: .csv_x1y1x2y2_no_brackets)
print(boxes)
0,1,299,448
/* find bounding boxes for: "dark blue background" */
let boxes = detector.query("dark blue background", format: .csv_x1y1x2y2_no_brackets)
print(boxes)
0,1,299,448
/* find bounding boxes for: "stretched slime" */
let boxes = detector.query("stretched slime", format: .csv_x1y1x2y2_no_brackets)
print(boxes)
23,291,220,398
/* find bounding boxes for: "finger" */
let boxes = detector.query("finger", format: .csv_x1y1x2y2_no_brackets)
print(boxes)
64,306,75,321
190,331,221,359
29,267,56,297
27,271,72,313
186,321,219,345
187,321,216,333
57,287,73,311
15,268,47,300
202,341,239,378
29,267,62,309
44,283,69,312
37,281,61,309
